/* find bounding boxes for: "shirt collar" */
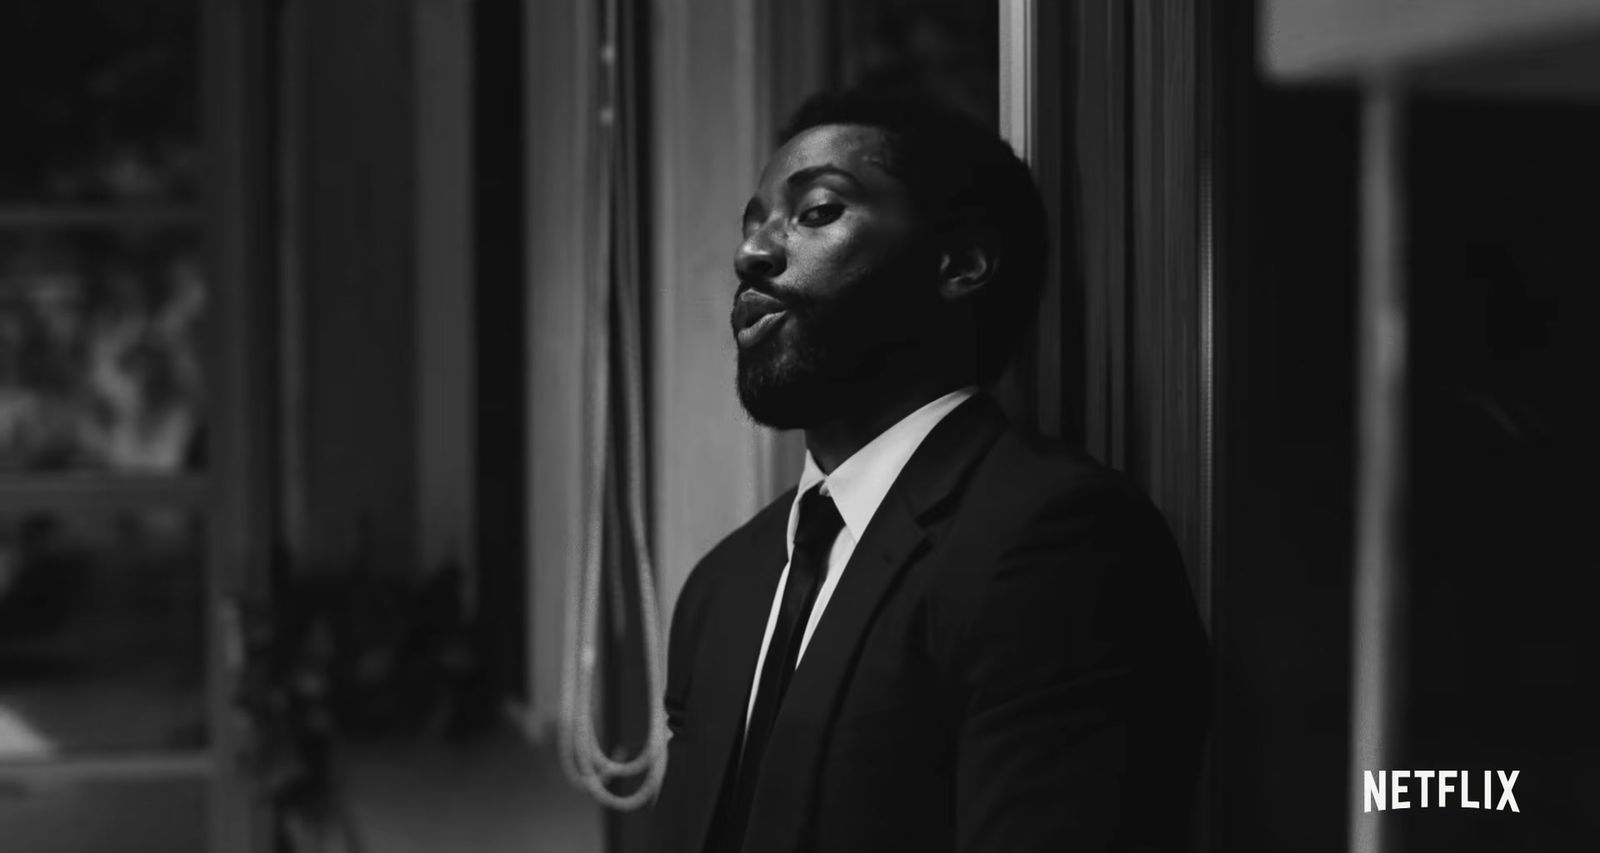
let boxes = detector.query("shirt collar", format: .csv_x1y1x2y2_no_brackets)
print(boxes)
784,386,978,556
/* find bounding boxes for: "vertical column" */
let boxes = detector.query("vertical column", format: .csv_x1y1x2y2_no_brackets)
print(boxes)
414,0,477,584
1350,78,1407,853
206,0,276,849
998,0,1038,163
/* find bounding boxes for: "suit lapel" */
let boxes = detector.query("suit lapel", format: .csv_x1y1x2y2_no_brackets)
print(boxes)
740,394,1010,852
680,493,791,853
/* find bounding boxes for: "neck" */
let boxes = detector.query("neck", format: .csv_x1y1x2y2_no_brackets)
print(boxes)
804,373,965,474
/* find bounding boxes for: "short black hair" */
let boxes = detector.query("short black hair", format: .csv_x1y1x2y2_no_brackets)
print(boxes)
778,88,1050,384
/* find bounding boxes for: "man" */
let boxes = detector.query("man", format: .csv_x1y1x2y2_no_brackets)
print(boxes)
652,90,1209,853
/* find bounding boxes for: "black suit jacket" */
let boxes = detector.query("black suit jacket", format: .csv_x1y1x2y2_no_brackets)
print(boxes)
652,394,1210,853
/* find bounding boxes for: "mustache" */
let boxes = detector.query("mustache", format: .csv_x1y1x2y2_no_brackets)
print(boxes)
734,273,781,301
732,275,820,316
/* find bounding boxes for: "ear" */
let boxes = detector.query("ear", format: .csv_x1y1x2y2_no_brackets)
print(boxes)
936,234,1000,303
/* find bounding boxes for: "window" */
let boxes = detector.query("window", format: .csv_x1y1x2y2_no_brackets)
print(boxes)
0,2,266,850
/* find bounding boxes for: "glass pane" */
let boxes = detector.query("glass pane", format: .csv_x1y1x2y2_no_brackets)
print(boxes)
0,227,206,473
0,1,199,206
0,510,206,759
0,777,205,853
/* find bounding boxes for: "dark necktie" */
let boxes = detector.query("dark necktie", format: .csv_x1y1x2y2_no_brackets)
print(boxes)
717,485,844,851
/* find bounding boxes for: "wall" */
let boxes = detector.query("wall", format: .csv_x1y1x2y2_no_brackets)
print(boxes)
649,0,784,628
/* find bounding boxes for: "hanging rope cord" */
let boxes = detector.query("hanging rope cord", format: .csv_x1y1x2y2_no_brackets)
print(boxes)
556,0,669,810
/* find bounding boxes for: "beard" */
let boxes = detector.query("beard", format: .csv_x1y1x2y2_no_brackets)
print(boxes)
735,264,930,430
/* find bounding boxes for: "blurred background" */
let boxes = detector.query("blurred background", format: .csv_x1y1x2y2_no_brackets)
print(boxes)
0,1,1593,851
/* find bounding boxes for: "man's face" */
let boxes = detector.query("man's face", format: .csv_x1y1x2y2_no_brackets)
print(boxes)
731,124,935,429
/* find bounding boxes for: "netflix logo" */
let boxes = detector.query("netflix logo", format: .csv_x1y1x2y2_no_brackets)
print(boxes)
1363,770,1520,812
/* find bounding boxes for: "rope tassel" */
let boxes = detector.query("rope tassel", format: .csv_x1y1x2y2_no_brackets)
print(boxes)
556,0,668,811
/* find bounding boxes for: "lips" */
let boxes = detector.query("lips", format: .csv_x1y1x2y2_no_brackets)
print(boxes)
732,289,789,349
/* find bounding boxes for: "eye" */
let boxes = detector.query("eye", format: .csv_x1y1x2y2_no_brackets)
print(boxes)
797,203,844,227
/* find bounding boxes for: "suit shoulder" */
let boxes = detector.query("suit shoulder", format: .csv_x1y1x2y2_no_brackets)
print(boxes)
937,428,1198,637
975,427,1155,518
678,485,795,603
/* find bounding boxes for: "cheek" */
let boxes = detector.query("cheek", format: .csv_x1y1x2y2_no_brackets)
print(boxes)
790,221,918,297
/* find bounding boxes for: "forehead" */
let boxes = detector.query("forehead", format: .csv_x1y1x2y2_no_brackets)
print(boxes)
756,123,900,192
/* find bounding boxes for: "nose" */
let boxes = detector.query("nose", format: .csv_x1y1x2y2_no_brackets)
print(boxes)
735,221,786,281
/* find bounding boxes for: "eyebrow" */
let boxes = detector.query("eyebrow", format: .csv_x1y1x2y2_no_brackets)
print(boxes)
785,164,866,192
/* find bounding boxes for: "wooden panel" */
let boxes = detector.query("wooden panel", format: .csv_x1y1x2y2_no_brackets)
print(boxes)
1070,10,1217,850
1130,0,1207,597
1075,0,1130,470
1071,0,1212,604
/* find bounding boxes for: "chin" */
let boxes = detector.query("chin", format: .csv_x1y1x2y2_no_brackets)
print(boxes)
736,370,823,430
738,391,820,431
733,314,896,429
735,346,842,430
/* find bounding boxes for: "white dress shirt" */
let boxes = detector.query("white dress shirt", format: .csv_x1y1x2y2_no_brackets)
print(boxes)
743,385,978,729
